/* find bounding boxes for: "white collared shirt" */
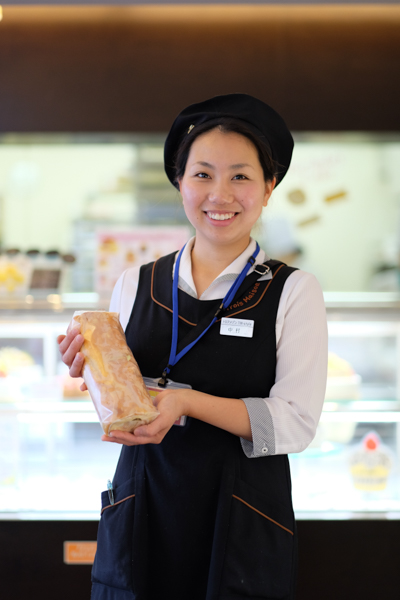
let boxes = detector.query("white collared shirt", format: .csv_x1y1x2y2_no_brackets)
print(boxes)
110,237,328,457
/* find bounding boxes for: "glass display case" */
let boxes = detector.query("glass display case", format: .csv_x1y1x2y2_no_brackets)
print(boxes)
1,294,399,520
0,296,120,520
290,293,400,519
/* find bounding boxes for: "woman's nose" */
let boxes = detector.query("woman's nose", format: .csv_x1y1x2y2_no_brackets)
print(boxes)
208,181,233,204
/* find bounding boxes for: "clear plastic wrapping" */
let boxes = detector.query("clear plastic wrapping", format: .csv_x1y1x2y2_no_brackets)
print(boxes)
68,311,159,435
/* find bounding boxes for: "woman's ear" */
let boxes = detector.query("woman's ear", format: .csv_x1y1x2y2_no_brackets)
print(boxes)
263,177,276,207
177,180,185,203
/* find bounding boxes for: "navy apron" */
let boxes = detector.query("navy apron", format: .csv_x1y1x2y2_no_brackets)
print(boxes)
91,253,298,600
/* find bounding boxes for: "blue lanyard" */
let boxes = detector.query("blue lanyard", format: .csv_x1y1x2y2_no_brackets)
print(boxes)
158,242,260,386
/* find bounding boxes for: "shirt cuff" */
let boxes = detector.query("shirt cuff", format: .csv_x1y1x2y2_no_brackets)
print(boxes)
240,397,276,458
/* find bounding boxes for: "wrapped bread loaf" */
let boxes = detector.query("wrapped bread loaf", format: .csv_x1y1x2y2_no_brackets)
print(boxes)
68,311,159,434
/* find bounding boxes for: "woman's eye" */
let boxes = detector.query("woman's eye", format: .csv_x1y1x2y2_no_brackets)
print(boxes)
233,174,248,180
196,172,210,179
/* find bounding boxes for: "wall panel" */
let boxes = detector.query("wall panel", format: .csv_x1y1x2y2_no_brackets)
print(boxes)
0,8,399,131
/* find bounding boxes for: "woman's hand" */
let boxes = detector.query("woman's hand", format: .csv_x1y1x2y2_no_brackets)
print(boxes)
101,388,189,446
57,328,87,391
101,387,253,446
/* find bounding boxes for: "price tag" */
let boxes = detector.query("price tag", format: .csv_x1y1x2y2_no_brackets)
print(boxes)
220,317,254,338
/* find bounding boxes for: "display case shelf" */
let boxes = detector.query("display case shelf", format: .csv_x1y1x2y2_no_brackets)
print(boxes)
0,401,99,423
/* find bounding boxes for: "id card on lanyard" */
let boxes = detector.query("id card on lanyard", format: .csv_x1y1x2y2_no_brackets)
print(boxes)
143,376,190,426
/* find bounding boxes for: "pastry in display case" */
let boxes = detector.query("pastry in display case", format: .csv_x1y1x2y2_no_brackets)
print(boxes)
0,346,35,376
0,252,31,296
350,431,392,492
325,351,361,401
62,373,90,398
0,346,36,402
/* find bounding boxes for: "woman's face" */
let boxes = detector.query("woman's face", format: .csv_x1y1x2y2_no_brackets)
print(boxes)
178,128,275,254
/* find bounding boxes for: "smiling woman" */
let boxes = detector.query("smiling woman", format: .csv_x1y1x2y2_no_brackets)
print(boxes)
178,128,275,293
58,93,328,600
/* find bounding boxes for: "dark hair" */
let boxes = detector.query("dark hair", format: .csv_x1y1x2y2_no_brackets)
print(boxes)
173,117,278,187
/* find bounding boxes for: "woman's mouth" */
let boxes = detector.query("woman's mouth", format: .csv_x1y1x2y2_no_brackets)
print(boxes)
206,212,236,221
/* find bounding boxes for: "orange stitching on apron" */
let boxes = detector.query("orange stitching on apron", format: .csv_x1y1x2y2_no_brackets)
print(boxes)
217,263,286,322
151,260,197,326
100,494,135,516
151,259,286,327
232,494,294,536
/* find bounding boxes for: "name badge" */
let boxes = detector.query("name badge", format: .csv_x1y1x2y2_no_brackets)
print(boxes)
220,317,254,338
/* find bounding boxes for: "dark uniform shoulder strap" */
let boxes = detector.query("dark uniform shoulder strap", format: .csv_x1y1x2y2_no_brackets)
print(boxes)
136,251,176,307
220,259,297,321
269,260,297,277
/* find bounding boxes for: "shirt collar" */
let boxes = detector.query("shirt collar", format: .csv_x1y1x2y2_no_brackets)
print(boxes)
173,236,271,300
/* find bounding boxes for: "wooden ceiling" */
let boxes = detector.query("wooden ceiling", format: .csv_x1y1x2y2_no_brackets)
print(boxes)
0,5,399,132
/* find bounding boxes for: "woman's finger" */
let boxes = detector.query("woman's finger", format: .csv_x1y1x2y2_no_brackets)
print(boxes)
101,420,170,446
69,351,85,378
102,431,138,445
134,416,166,438
58,327,80,354
80,381,88,392
59,331,84,369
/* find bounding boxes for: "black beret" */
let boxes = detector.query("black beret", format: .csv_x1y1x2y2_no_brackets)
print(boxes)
164,93,294,188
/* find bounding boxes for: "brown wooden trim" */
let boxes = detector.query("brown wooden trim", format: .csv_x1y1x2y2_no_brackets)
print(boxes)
232,494,294,536
151,260,197,326
100,494,135,516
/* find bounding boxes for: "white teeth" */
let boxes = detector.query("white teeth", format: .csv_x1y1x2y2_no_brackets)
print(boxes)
208,212,235,221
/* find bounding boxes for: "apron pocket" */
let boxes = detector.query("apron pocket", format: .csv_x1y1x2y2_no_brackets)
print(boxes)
220,478,295,599
92,477,136,592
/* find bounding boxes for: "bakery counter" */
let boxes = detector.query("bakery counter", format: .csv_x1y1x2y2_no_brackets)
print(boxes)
1,293,400,519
